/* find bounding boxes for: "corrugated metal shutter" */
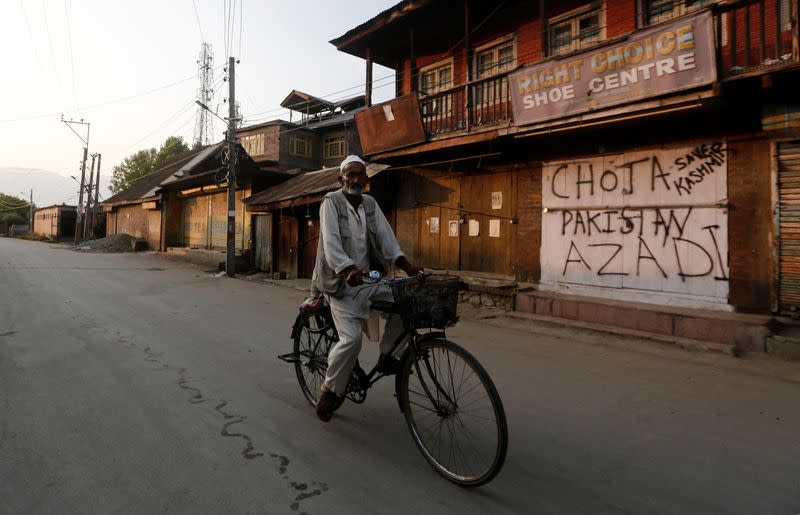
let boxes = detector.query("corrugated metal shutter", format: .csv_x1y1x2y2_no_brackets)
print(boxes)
778,142,800,314
184,196,209,249
209,191,245,251
210,193,227,250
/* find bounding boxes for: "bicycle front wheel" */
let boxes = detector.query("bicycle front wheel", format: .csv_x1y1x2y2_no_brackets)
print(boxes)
293,312,336,407
398,338,508,487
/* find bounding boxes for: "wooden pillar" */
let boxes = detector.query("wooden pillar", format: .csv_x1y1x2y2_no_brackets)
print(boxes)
774,0,781,58
635,0,644,28
365,47,373,107
410,28,417,93
540,0,547,58
395,59,403,97
465,0,471,132
793,0,799,61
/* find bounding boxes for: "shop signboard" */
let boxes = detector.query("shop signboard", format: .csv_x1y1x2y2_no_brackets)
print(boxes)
509,11,716,126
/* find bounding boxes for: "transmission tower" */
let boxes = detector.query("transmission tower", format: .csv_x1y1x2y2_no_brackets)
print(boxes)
194,43,215,146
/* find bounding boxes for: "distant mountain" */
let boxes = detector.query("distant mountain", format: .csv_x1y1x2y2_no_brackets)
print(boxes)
0,167,111,208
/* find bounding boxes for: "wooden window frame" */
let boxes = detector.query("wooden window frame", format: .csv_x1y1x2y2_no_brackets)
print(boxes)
643,0,717,26
472,34,517,80
418,57,455,95
547,3,606,57
241,132,265,157
323,135,347,160
471,34,517,110
418,57,455,118
289,134,312,158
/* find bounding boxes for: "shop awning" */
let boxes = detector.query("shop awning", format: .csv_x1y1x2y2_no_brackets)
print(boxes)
244,163,389,209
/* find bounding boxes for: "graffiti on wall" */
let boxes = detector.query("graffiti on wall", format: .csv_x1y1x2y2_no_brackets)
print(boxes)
541,142,729,300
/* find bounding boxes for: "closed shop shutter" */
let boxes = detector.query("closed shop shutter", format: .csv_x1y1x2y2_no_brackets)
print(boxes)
209,191,245,251
184,196,209,248
210,192,227,250
778,141,800,314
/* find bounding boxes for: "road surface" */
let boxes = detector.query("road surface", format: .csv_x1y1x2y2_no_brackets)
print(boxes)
1,237,798,514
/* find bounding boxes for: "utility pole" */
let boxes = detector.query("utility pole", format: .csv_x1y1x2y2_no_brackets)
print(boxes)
84,154,96,240
93,154,102,239
61,117,91,245
75,147,88,245
226,56,237,277
28,189,33,232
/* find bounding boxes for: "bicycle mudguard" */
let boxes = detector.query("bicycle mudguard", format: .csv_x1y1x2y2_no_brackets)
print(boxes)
394,332,447,413
290,311,304,340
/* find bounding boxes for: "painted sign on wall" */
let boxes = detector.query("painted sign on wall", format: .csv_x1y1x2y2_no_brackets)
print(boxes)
541,142,729,302
509,11,715,125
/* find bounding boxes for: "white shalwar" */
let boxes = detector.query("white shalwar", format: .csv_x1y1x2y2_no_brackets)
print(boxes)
320,195,407,395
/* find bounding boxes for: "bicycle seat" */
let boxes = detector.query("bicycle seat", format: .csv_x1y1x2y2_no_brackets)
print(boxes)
371,300,397,313
300,296,327,313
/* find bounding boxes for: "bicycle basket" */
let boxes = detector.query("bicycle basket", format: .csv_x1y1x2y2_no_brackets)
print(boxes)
404,275,460,328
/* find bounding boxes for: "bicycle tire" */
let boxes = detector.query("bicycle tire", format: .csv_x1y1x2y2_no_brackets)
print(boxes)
398,338,508,487
293,312,336,408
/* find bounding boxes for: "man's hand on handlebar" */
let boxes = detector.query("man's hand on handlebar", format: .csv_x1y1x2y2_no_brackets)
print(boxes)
345,266,366,287
395,256,423,277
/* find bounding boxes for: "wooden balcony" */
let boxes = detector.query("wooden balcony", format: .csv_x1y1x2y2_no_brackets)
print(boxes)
715,0,799,79
357,2,798,156
419,74,512,138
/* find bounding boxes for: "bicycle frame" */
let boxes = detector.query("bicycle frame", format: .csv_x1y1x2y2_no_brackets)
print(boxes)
285,274,459,413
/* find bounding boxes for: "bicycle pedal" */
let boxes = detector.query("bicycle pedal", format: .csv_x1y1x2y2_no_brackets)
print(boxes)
277,352,301,364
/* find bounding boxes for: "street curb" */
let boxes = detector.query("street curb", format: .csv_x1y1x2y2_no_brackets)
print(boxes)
482,310,738,357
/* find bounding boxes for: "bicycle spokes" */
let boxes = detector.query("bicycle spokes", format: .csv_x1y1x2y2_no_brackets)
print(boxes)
404,342,506,485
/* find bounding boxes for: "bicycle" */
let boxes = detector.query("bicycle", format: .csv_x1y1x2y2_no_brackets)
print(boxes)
278,273,508,487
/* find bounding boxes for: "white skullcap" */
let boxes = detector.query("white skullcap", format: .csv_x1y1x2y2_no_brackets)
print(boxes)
339,155,366,175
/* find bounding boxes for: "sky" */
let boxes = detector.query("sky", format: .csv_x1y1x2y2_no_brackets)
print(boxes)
0,0,397,206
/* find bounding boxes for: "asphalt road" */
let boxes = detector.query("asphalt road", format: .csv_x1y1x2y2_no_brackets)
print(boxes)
1,237,799,514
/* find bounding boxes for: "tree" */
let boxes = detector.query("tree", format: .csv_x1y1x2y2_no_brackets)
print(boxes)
109,136,190,194
0,193,31,225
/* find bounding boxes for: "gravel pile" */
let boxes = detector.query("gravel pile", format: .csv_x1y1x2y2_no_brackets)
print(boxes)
76,234,137,253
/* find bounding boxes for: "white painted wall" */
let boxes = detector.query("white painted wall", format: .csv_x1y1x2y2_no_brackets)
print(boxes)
540,141,730,308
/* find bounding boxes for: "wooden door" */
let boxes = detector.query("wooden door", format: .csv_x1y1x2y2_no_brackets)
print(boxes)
416,172,460,270
254,214,272,272
778,141,800,314
279,215,299,278
300,218,320,279
459,171,513,274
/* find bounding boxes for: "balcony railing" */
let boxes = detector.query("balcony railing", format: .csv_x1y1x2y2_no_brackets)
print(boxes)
414,0,797,138
715,0,798,77
419,74,511,137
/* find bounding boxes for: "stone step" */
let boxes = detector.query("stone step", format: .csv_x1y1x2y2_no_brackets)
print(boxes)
515,290,772,352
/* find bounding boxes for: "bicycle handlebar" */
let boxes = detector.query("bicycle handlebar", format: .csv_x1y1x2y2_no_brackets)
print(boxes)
362,270,427,285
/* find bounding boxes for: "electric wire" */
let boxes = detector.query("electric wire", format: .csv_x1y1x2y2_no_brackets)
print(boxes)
230,0,237,60
0,66,224,123
192,0,205,42
239,0,511,121
238,0,642,121
19,0,45,76
63,0,77,109
123,74,225,153
40,0,63,97
238,0,243,60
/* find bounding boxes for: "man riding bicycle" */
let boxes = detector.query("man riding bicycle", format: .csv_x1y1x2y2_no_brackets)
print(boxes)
310,155,422,422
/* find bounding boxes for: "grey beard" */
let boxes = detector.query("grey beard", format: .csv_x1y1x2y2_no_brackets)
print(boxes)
344,184,365,195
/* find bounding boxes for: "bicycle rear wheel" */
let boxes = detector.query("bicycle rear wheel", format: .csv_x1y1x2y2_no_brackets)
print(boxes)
398,338,508,487
293,312,336,407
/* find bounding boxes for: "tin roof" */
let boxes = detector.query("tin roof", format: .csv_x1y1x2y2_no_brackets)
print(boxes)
103,147,208,205
280,90,335,113
244,163,389,207
34,204,77,212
